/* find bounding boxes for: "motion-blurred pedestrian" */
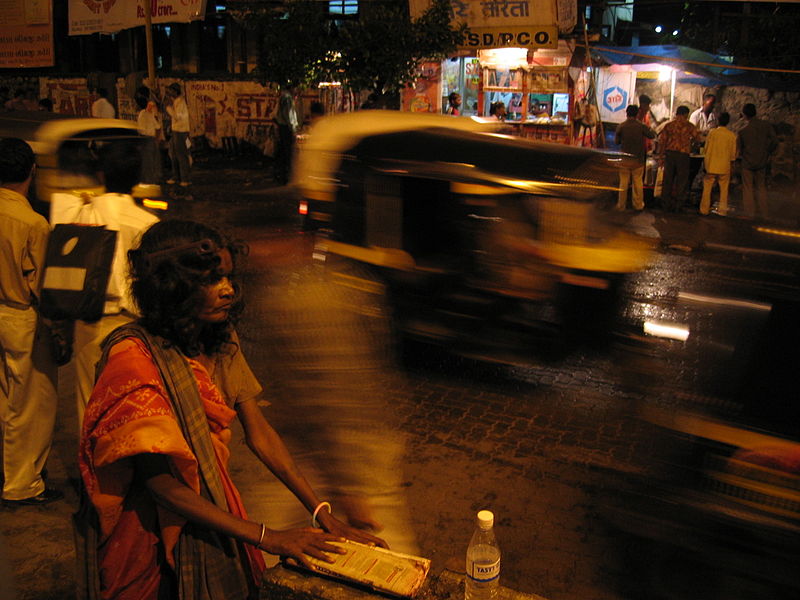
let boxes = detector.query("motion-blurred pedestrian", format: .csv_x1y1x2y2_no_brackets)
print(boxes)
308,101,325,124
274,87,299,185
259,260,420,557
737,103,777,220
700,112,736,216
0,138,60,507
50,139,159,428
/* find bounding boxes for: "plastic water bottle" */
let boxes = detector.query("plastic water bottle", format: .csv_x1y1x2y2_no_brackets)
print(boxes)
465,510,500,600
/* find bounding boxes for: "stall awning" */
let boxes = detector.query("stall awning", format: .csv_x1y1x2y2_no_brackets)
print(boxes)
590,45,799,91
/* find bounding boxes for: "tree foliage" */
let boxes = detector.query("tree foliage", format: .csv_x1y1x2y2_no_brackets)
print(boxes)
230,1,337,89
336,0,466,102
231,0,466,100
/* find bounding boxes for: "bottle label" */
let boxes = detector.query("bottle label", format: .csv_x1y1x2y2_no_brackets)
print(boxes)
467,558,500,582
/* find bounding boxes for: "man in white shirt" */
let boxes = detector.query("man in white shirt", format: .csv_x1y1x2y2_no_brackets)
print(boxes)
50,139,159,426
700,112,737,216
165,82,192,186
689,93,717,137
91,88,116,119
135,92,162,184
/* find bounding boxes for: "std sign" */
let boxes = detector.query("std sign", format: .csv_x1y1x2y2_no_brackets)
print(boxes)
461,26,558,50
602,86,628,114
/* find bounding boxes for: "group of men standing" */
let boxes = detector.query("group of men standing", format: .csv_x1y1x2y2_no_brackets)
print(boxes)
615,91,778,219
93,84,193,187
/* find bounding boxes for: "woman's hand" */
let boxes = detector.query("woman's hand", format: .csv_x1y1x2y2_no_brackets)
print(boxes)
316,510,389,549
260,527,346,569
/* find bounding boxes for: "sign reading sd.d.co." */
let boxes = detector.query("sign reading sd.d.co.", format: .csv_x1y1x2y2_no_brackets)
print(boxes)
461,26,558,49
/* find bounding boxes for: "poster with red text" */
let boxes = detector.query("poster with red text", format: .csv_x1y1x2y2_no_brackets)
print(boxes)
69,0,207,36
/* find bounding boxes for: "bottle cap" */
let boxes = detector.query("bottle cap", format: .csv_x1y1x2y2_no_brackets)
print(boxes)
477,510,494,529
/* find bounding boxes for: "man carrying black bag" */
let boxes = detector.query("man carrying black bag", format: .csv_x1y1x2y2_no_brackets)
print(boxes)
0,138,62,506
50,140,158,428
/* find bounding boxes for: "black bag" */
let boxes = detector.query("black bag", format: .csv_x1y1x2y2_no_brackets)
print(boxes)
39,224,117,323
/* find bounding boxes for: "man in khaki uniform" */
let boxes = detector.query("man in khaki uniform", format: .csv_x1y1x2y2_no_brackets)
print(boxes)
0,138,60,506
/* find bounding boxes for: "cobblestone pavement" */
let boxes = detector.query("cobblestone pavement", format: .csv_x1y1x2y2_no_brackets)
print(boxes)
2,155,798,600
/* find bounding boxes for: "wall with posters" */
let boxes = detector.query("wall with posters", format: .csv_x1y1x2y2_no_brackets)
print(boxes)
0,0,53,69
401,62,442,113
35,76,317,157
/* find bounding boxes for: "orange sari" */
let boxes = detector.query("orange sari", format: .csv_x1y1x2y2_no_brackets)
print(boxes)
79,337,265,599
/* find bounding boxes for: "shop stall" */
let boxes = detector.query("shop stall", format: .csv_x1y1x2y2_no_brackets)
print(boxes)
478,44,573,143
405,0,579,143
405,41,578,145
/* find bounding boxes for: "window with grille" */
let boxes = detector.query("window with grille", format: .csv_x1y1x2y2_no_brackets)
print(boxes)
329,0,358,16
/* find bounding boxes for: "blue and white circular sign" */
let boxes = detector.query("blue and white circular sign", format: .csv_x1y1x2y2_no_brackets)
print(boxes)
602,86,628,113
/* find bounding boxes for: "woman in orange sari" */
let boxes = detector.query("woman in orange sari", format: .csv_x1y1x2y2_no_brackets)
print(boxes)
78,220,385,600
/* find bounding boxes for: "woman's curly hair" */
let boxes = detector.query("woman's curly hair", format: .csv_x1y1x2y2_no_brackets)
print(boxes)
128,220,247,357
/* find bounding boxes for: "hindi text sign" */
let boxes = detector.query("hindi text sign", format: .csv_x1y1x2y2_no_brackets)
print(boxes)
0,0,54,68
410,0,561,48
68,0,207,36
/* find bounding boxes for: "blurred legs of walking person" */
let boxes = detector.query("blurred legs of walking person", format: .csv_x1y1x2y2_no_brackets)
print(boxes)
259,263,419,558
140,136,162,185
617,165,645,210
662,150,690,212
275,124,295,185
0,306,58,502
168,131,191,185
741,167,769,219
700,172,730,216
254,427,418,566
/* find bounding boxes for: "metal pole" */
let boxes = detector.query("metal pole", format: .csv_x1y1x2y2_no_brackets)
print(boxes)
670,68,676,117
144,0,156,91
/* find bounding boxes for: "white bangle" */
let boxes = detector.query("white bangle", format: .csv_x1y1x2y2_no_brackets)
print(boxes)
311,501,332,528
257,522,266,549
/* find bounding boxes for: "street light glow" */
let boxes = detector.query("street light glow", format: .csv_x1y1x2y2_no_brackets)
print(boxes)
644,320,690,341
655,25,662,33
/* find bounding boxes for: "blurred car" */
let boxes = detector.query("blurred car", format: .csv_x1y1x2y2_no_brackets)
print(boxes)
293,110,654,365
0,110,167,214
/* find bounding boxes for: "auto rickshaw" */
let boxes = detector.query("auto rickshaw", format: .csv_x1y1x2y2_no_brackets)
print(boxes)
0,110,167,214
294,110,654,365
